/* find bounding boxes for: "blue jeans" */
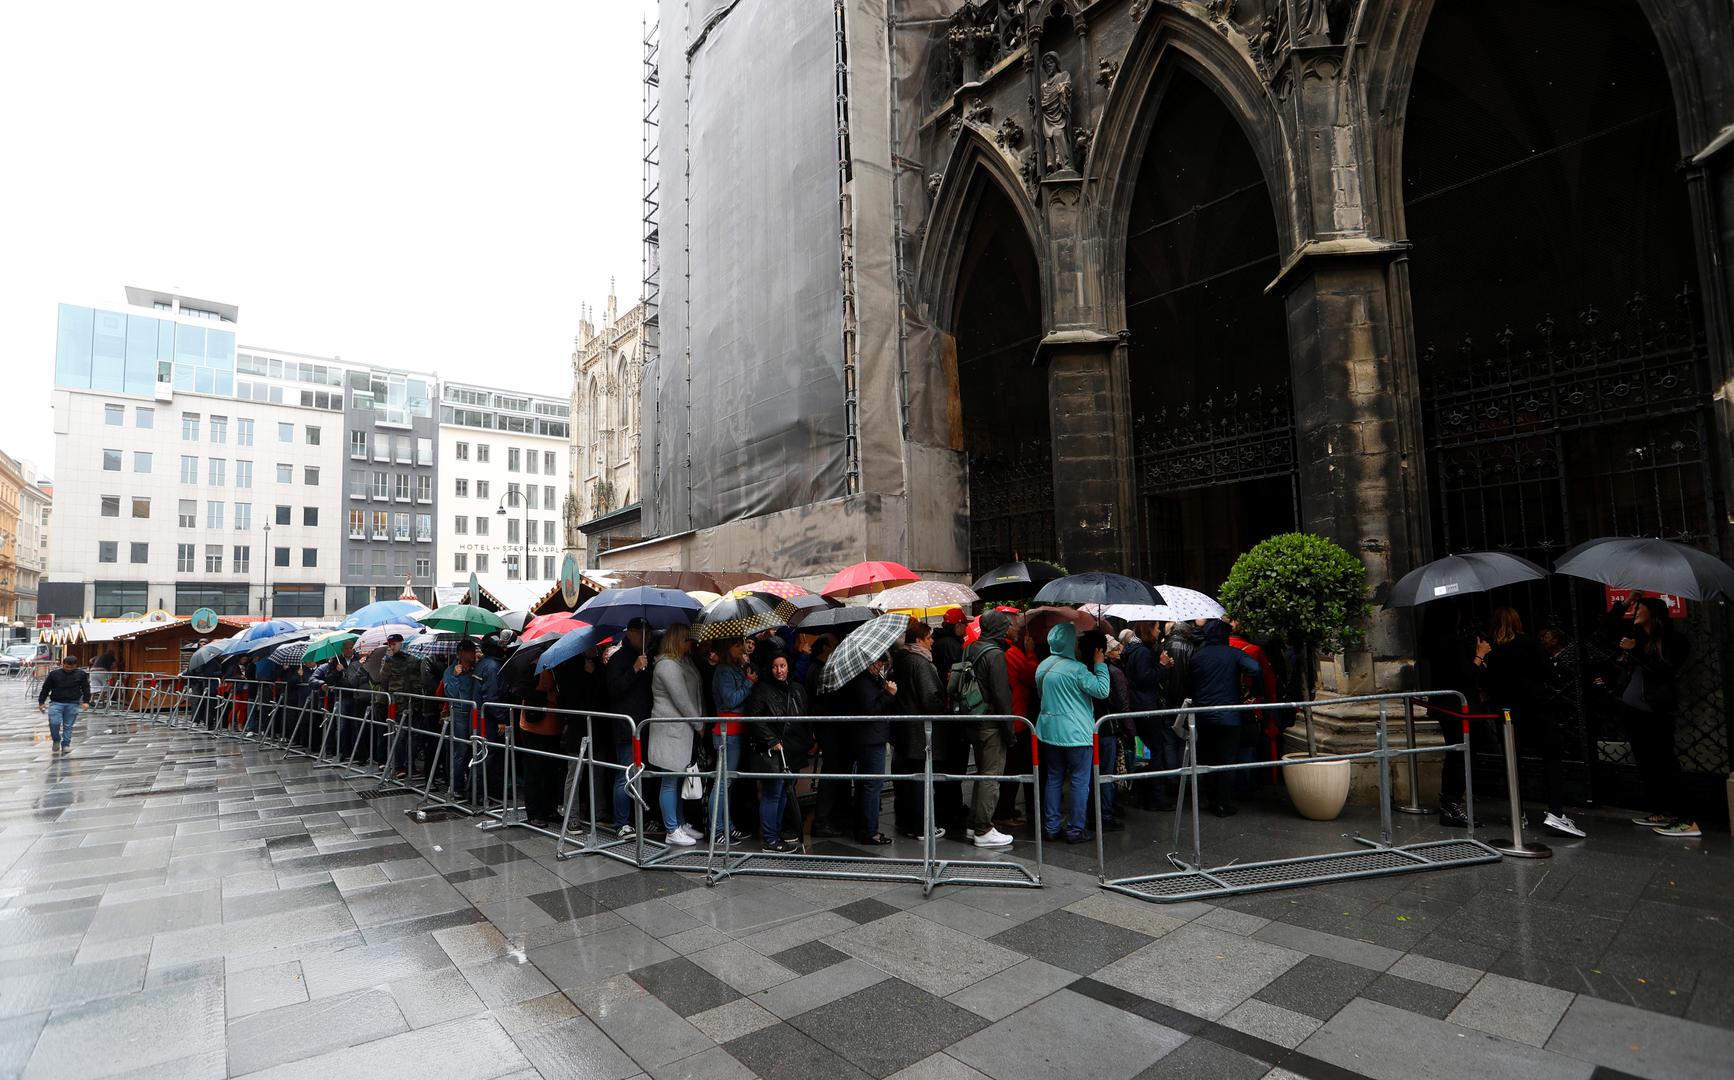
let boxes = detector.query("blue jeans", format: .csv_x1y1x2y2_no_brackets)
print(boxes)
1098,735,1119,823
448,702,477,796
1042,744,1094,839
760,778,789,844
706,733,742,837
856,743,887,839
659,774,684,833
47,702,79,745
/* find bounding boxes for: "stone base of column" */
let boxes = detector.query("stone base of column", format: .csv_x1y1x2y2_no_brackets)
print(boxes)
1279,694,1446,808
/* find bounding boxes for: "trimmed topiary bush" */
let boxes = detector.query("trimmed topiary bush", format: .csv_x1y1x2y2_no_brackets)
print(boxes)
1218,533,1372,698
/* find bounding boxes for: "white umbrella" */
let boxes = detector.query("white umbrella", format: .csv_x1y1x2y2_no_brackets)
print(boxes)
1088,603,1171,623
868,580,979,611
1155,585,1225,621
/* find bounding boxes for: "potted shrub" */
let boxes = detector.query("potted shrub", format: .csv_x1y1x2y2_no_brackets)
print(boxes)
1219,533,1371,821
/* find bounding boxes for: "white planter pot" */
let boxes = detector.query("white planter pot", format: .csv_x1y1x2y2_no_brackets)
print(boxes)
1282,752,1351,821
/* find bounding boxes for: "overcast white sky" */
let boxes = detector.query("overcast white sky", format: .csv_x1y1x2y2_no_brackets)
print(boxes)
0,0,653,477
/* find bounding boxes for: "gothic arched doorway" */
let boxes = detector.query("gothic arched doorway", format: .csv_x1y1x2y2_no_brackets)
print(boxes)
1403,0,1728,808
1124,69,1296,591
951,170,1053,579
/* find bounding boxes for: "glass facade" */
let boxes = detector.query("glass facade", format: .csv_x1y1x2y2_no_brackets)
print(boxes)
55,304,234,395
271,585,325,617
175,582,249,616
93,581,148,618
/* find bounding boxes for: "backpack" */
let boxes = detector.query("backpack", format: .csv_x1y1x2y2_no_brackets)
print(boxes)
947,643,999,715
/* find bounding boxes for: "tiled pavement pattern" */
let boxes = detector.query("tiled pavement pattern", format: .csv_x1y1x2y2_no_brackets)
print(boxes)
2,693,1732,1079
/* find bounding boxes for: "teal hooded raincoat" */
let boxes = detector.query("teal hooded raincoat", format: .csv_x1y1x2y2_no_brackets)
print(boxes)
1034,623,1111,747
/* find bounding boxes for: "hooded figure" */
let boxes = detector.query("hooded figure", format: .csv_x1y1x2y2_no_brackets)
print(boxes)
1033,622,1110,841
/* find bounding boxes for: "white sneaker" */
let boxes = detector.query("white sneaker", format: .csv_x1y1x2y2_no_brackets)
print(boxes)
616,825,635,840
666,828,697,847
1543,813,1585,838
972,827,1013,848
677,824,704,842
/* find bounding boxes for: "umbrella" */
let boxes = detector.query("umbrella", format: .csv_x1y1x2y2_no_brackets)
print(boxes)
234,618,300,642
578,586,703,630
790,606,875,634
687,590,724,607
222,628,312,658
406,635,462,665
339,600,427,630
735,579,809,600
522,613,587,642
499,636,560,692
774,594,842,623
418,604,510,637
971,559,1066,600
269,640,311,667
355,623,424,657
821,560,919,598
182,642,229,675
534,623,615,675
1034,572,1162,607
819,613,910,693
302,631,359,665
1022,606,1106,648
1154,584,1226,621
1554,537,1734,602
1085,603,1169,624
868,580,978,611
693,594,783,642
1385,552,1549,609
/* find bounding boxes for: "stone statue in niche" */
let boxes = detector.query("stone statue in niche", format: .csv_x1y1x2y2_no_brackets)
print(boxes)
1038,51,1077,176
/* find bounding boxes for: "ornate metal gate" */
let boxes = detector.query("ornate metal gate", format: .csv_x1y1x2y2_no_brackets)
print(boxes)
967,442,1056,580
1421,287,1730,804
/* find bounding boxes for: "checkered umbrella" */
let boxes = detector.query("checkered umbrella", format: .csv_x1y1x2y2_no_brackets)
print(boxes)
819,613,909,693
1154,585,1225,621
268,640,311,666
692,594,784,642
734,579,810,600
406,636,462,664
868,580,978,612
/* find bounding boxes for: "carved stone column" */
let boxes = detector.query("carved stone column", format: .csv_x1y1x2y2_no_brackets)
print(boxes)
1041,331,1136,574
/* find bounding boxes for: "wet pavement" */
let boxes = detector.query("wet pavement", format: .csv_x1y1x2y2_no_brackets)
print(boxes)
2,687,1731,1079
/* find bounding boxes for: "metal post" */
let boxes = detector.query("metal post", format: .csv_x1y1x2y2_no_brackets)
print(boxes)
1396,697,1429,814
1376,701,1393,846
1187,713,1202,870
1491,708,1550,858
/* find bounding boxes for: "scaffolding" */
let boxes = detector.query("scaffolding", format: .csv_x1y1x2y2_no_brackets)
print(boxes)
641,17,662,505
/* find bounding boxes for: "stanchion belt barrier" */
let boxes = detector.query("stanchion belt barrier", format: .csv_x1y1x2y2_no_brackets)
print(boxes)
627,713,1042,895
1094,690,1501,903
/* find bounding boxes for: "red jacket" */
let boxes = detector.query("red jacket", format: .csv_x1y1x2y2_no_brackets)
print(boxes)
1229,635,1279,732
1005,644,1037,721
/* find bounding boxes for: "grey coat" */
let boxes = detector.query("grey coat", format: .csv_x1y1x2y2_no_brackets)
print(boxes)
647,655,705,772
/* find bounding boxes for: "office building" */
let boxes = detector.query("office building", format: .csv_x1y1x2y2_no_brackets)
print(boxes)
340,365,439,610
7,457,51,627
437,382,571,587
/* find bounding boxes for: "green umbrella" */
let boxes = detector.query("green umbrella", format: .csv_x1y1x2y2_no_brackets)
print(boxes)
302,631,359,664
418,604,509,637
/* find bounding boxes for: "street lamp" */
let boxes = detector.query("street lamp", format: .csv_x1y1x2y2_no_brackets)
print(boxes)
261,523,272,619
496,488,531,584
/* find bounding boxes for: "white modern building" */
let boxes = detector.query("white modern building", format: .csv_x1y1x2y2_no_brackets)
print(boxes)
47,288,347,619
437,382,572,589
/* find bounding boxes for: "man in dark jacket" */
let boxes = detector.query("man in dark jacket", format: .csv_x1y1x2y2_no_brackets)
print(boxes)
38,655,91,753
891,625,949,839
1121,621,1174,809
825,662,898,844
957,610,1016,847
1186,619,1261,817
376,634,423,768
604,621,654,835
932,609,965,689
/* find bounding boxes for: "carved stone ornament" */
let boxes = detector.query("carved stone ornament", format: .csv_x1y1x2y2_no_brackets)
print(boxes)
1129,0,1149,22
995,115,1024,150
1037,51,1078,176
1072,126,1092,166
927,172,944,198
965,96,993,126
1096,58,1119,86
1018,149,1039,193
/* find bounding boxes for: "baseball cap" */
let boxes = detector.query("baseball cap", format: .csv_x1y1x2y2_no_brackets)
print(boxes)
942,608,965,624
385,633,405,644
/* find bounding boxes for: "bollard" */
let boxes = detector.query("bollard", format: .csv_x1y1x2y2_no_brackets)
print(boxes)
1394,697,1430,815
1490,708,1551,859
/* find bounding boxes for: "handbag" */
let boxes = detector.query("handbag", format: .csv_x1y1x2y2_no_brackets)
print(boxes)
680,763,706,801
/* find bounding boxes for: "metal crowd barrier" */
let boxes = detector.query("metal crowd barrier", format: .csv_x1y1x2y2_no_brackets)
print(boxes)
1092,690,1501,903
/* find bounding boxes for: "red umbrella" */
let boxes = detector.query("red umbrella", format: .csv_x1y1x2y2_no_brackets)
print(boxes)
821,560,919,598
521,613,589,642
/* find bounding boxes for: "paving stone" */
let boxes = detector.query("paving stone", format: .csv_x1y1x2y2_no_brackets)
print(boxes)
687,942,799,995
1196,907,1272,935
1357,973,1464,1020
225,959,308,1019
1299,997,1592,1080
832,897,900,924
948,988,1188,1080
1251,921,1403,972
884,1054,992,1080
751,958,891,1020
770,940,849,977
647,1045,757,1080
689,998,781,1043
1094,923,1306,1021
830,911,1024,997
512,1013,642,1080
461,956,559,1008
1547,992,1734,1079
1251,955,1377,1020
1448,973,1576,1047
989,909,1154,975
528,923,677,989
226,986,409,1074
737,911,856,955
23,975,224,1080
944,957,1078,1021
567,974,715,1069
1131,1035,1271,1080
240,1014,532,1079
723,1022,872,1080
388,965,486,1028
0,1012,49,1079
790,978,989,1078
490,991,581,1036
633,955,745,1016
1218,998,1322,1049
661,926,734,955
677,886,818,934
340,875,472,928
1062,893,1192,939
296,932,453,998
1387,952,1484,994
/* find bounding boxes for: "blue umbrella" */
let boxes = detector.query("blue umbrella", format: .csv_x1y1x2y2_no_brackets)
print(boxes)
235,619,300,642
576,586,702,631
220,627,310,657
339,600,427,630
534,624,615,675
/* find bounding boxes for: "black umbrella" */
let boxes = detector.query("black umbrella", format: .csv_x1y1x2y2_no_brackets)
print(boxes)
495,609,531,633
972,560,1066,600
230,629,314,660
1554,537,1734,602
791,606,875,634
1385,552,1548,609
268,640,311,667
771,594,841,623
693,594,783,642
498,636,559,694
182,642,230,676
1033,572,1163,607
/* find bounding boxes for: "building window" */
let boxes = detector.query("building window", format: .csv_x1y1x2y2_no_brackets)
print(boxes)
348,509,364,539
104,403,124,426
132,496,150,519
475,553,489,573
350,430,367,459
393,550,410,578
208,458,226,486
371,510,388,539
182,413,200,440
524,486,539,510
371,549,388,576
233,546,251,574
100,495,119,517
506,518,520,545
268,504,287,526
207,501,224,529
455,441,469,461
528,449,541,475
455,478,469,498
235,460,253,488
177,544,196,572
136,406,155,429
475,515,489,536
543,485,556,509
236,417,253,445
415,474,432,502
394,473,410,501
98,541,118,563
303,506,318,527
508,447,521,472
477,443,490,463
274,547,290,567
304,466,320,486
93,581,148,619
393,512,410,541
415,513,431,541
100,448,122,471
210,416,228,444
306,425,321,446
477,480,490,499
371,470,389,499
345,584,370,610
349,469,366,499
454,552,468,573
395,435,413,464
235,502,252,530
544,450,556,474
178,499,196,528
276,463,293,484
543,520,555,546
543,555,555,579
372,435,390,463
205,545,224,573
129,542,148,564
278,422,293,443
505,554,520,581
415,557,430,578
133,451,152,473
302,548,317,567
416,437,432,465
454,515,469,535
181,455,198,484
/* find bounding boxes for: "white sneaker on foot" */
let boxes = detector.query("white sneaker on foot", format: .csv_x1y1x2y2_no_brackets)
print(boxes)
972,827,1013,848
1543,812,1585,838
666,828,697,846
677,824,704,841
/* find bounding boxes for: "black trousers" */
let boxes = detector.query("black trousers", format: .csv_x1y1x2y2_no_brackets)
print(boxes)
1435,713,1468,805
517,729,566,822
1198,723,1240,809
1621,704,1686,819
1510,708,1566,816
815,726,857,830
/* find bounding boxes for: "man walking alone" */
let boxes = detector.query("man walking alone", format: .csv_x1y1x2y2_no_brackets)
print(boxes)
38,655,91,754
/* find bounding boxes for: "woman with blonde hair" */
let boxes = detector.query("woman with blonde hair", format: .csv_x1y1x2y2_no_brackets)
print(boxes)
647,624,706,846
1474,606,1579,837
